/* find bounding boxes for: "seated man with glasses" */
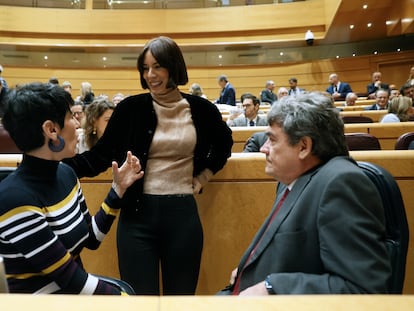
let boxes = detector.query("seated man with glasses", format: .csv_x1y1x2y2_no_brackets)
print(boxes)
227,93,268,127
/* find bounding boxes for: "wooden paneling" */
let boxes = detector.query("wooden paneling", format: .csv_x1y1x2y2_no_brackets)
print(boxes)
0,3,327,42
4,51,414,101
2,151,414,295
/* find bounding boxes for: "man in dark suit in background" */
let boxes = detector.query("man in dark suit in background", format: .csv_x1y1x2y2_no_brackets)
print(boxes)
260,80,277,104
218,92,390,295
288,77,305,97
367,72,389,99
326,73,352,100
242,132,267,152
217,74,236,106
364,89,389,110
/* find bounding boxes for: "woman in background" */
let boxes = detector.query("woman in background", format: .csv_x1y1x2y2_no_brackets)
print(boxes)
79,81,95,105
77,97,115,153
381,96,413,123
189,83,207,99
0,82,143,294
407,66,414,86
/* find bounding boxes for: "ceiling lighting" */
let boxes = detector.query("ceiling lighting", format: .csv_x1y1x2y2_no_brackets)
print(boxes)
386,21,393,25
349,25,355,29
44,56,48,60
363,4,368,9
367,23,372,28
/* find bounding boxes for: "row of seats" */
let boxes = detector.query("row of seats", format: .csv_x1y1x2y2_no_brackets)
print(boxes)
341,132,414,151
222,109,389,122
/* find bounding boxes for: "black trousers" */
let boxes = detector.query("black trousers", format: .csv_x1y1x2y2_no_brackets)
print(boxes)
117,194,203,295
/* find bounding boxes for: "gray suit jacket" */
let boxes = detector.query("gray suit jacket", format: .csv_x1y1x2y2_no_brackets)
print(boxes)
231,115,268,127
243,132,267,152
234,156,390,294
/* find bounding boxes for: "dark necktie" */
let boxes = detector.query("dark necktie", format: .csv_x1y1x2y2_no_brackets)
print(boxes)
249,120,255,127
334,85,338,93
232,188,290,295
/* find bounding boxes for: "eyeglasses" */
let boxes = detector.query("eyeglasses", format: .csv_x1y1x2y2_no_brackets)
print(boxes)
72,111,84,116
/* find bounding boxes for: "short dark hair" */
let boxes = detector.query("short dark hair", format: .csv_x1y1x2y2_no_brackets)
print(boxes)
218,74,228,83
240,92,258,104
267,92,348,163
400,83,414,96
289,77,298,83
48,77,59,85
2,82,73,152
137,36,188,90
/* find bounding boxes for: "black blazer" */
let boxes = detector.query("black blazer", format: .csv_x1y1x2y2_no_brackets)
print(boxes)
326,82,352,99
219,83,236,106
64,92,233,206
367,83,389,96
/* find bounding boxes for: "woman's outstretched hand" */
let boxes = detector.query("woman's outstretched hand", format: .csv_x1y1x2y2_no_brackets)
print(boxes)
111,151,144,198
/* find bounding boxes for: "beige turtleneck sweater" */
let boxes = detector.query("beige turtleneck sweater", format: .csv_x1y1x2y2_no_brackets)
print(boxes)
143,88,212,195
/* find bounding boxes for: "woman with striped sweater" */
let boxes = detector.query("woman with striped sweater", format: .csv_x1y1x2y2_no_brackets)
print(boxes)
0,82,143,294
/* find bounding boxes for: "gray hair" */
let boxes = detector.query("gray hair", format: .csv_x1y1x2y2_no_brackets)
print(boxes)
267,92,349,162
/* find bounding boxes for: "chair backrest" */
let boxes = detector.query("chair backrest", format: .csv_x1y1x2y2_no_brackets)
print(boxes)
357,161,409,294
395,132,414,150
342,116,373,123
345,133,381,151
94,274,136,295
0,167,16,182
0,125,21,154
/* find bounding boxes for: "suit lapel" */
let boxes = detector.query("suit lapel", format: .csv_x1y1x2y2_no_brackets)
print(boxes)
241,170,317,268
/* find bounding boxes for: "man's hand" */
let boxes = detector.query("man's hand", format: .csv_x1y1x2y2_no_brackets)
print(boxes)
239,281,269,296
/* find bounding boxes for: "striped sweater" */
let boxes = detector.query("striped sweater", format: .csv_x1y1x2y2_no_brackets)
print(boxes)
0,154,121,294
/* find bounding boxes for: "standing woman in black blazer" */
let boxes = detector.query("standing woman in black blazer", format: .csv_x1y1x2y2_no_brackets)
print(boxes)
64,36,233,295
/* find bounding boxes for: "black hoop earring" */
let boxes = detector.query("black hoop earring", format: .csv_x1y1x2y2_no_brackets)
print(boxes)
48,135,65,152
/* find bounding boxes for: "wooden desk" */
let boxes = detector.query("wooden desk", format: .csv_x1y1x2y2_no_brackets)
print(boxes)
335,99,376,107
1,294,414,311
340,110,388,122
0,294,158,311
160,295,414,311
